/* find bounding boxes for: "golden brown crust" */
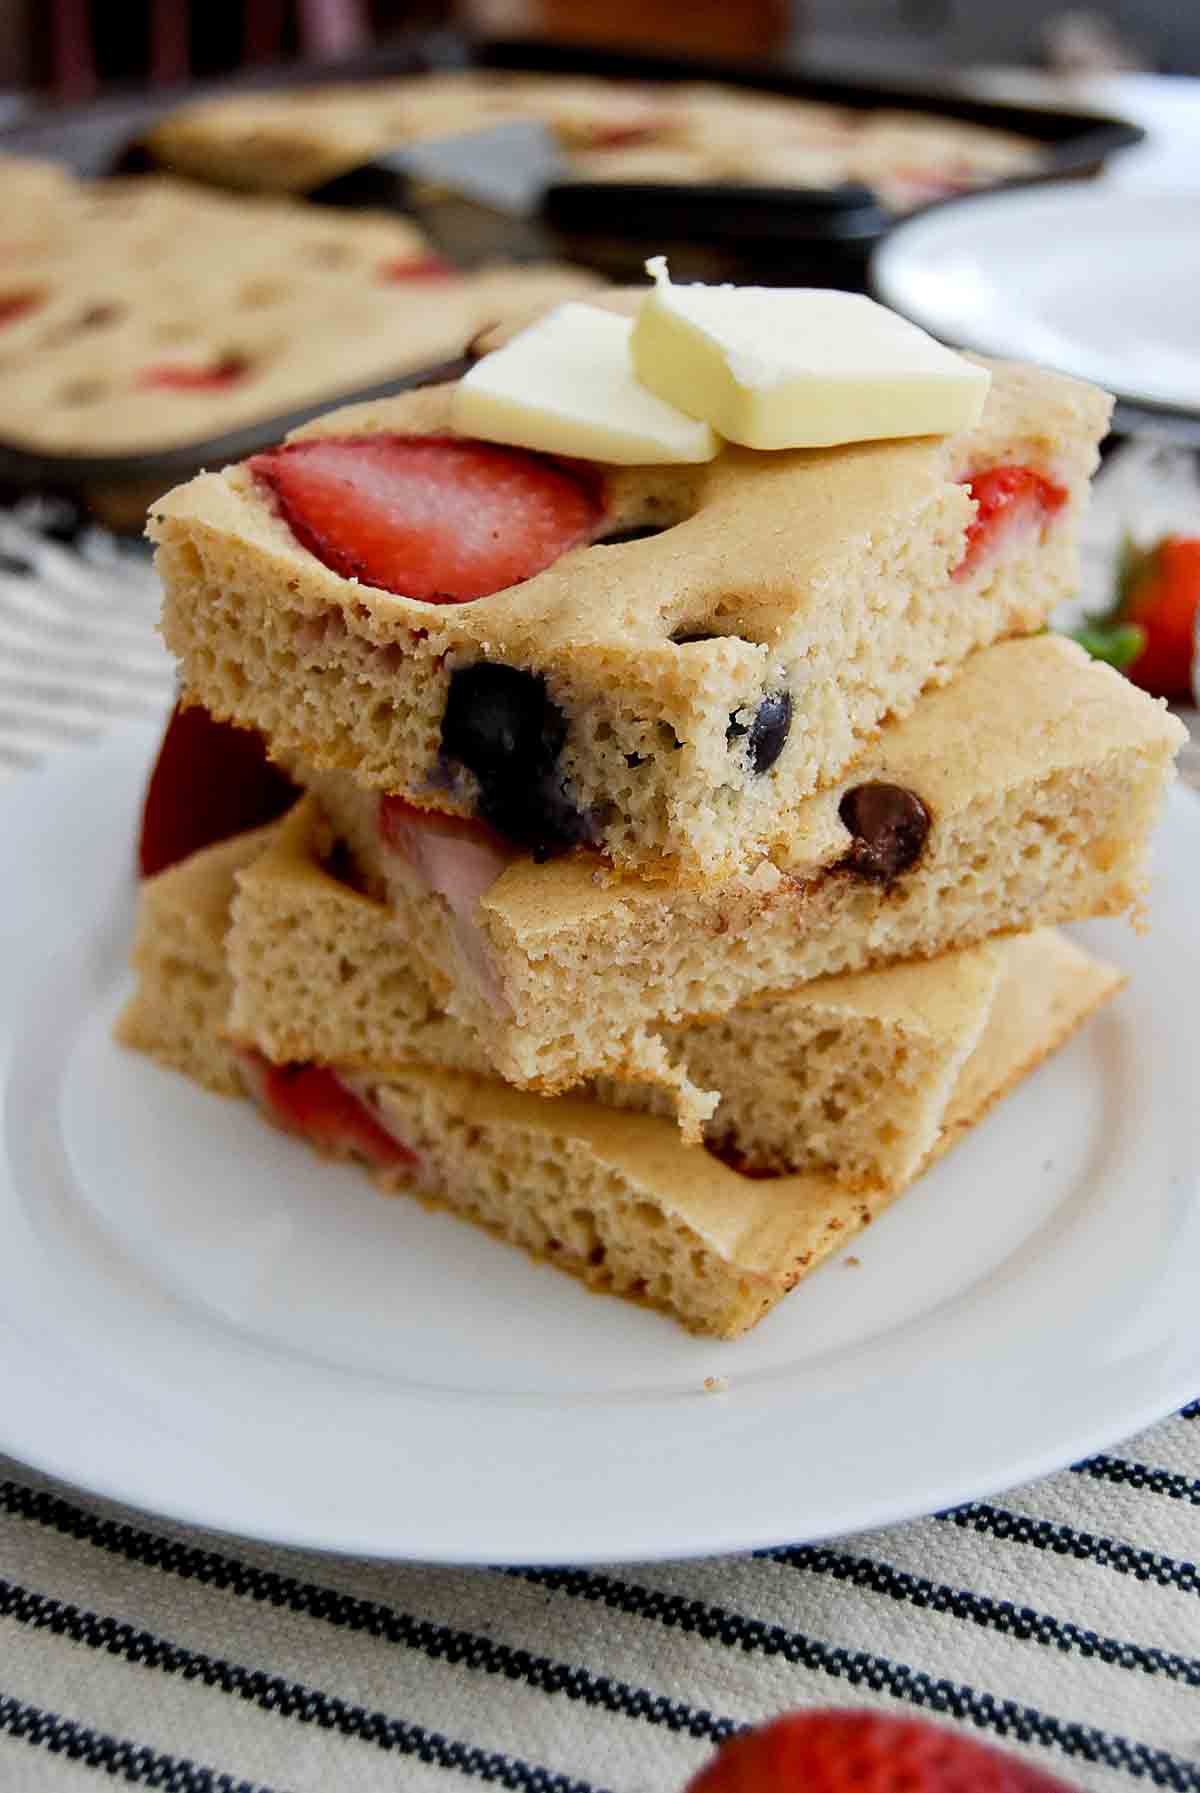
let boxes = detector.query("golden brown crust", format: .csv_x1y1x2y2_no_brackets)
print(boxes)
158,359,1105,661
152,361,1110,877
113,827,277,1097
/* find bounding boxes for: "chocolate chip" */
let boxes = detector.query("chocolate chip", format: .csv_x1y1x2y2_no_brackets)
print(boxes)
440,661,592,861
837,782,931,883
728,691,792,774
0,551,31,576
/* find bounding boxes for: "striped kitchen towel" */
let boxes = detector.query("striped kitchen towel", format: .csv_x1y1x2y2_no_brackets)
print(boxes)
0,1406,1197,1793
0,500,172,778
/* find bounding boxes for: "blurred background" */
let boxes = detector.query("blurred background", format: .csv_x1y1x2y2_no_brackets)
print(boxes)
1,0,1196,718
0,0,1197,99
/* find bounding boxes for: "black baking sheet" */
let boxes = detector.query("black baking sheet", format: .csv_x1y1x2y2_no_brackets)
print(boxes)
0,358,473,495
0,31,1141,494
477,37,1142,241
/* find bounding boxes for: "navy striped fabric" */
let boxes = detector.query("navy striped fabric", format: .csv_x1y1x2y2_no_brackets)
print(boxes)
0,502,1196,1793
1,1410,1198,1792
0,502,172,775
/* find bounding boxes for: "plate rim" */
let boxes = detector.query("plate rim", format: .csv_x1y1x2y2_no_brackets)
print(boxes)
1,728,1198,1565
870,182,1200,421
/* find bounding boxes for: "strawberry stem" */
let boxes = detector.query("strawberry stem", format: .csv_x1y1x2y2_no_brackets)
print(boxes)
1066,620,1145,671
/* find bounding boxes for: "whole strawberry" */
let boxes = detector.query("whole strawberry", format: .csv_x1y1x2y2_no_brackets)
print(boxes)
1120,534,1200,700
1067,531,1200,700
686,1709,1077,1793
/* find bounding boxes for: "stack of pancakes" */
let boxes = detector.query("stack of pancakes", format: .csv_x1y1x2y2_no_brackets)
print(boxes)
119,343,1184,1336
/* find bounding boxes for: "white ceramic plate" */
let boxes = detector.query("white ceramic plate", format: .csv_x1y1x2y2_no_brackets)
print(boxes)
872,186,1200,414
3,729,1199,1565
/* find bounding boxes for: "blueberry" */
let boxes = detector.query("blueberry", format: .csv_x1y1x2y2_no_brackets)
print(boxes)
440,662,591,861
728,690,792,775
480,771,594,863
442,662,563,771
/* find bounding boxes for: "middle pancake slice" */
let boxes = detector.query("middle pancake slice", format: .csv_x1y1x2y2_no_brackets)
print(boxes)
284,634,1182,1132
229,796,1076,1194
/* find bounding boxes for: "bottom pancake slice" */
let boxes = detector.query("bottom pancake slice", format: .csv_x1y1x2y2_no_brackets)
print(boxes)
364,928,1117,1336
116,827,276,1098
116,832,1122,1337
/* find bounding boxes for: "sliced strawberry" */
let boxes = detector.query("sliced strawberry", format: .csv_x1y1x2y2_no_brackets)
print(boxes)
138,701,298,877
955,464,1068,579
378,254,459,282
1122,534,1200,699
588,121,661,149
139,355,249,391
688,1709,1078,1793
378,794,515,999
246,1053,419,1173
378,793,514,918
378,792,510,859
0,291,42,327
249,434,605,603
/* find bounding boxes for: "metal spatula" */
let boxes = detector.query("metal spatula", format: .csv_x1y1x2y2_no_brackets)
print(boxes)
307,119,569,266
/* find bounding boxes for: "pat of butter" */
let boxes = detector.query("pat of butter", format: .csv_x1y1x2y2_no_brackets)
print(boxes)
631,258,990,450
451,301,719,465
